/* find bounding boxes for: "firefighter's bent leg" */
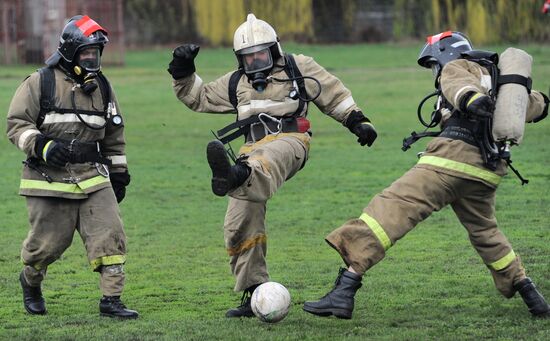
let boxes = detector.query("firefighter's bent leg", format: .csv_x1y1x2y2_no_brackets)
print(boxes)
451,185,525,298
305,168,458,318
77,188,127,296
326,167,457,274
21,196,79,314
230,135,308,202
22,196,80,284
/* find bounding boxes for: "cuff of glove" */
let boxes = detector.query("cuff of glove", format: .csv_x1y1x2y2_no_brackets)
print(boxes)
34,134,49,159
109,171,131,187
459,91,480,112
344,110,371,132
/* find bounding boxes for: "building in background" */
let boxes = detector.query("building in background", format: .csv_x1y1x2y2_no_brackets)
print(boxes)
1,0,124,65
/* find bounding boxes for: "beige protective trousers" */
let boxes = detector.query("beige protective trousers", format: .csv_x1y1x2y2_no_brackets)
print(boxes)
326,166,525,298
224,133,309,291
21,187,127,296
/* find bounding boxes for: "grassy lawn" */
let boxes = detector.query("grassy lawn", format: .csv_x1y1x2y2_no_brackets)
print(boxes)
0,42,549,340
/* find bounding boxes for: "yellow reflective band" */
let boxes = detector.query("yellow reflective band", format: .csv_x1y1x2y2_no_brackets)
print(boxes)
359,213,391,250
42,140,53,162
20,179,84,194
417,156,501,186
489,250,516,271
78,175,109,190
226,234,267,256
20,176,108,194
467,92,483,107
90,255,127,270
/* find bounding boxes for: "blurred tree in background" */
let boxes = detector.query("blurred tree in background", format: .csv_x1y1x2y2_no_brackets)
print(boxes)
82,0,550,47
394,0,549,44
124,0,197,45
4,0,545,66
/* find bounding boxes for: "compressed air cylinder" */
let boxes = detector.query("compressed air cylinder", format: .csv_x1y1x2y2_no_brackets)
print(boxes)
492,48,532,145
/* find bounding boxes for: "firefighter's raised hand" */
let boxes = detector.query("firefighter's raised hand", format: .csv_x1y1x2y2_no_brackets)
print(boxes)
168,44,200,80
462,91,494,117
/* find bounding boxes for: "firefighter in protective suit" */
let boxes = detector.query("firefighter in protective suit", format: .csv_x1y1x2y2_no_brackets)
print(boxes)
303,32,550,319
6,15,137,319
168,13,378,317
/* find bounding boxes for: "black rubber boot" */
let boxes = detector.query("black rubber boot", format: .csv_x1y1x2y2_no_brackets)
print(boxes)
303,268,362,319
20,271,47,315
514,277,550,318
226,285,258,318
99,296,139,319
206,140,250,196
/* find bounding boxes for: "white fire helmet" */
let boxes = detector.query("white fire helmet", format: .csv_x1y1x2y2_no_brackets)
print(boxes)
233,13,283,74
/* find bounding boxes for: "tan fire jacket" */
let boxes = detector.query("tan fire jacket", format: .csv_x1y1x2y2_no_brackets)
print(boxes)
173,54,362,127
6,67,128,199
416,59,547,188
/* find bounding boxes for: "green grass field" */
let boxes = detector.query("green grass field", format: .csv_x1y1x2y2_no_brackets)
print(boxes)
1,43,549,340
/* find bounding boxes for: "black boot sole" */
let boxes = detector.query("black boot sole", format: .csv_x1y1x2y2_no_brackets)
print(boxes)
225,311,255,318
24,305,47,315
531,305,550,318
100,312,139,319
206,140,231,196
303,304,352,319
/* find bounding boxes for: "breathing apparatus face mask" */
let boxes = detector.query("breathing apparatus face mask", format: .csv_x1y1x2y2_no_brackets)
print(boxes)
74,46,101,94
242,48,273,92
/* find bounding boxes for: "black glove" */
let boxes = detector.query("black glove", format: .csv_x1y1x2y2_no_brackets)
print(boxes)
345,110,378,147
461,91,495,117
35,135,70,168
167,44,200,80
110,171,131,203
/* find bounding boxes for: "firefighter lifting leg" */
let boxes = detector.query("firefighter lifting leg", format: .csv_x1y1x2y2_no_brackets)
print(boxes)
206,140,251,196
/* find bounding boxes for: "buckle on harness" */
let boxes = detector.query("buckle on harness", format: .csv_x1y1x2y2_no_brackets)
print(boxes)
249,113,282,142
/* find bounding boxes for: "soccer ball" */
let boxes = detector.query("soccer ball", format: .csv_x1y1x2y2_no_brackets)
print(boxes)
250,282,291,323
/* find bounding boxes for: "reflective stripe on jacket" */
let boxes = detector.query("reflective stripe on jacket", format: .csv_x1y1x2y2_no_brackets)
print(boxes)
7,67,127,198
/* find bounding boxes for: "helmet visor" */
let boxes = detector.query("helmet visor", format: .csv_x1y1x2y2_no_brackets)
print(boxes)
78,46,101,72
242,48,273,74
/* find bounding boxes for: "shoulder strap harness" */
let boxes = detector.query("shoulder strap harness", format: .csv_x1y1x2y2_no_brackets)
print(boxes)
37,67,112,129
402,51,532,184
219,53,308,144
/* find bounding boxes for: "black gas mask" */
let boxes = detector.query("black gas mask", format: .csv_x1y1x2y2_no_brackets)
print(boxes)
242,48,273,92
73,46,102,94
250,71,268,92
